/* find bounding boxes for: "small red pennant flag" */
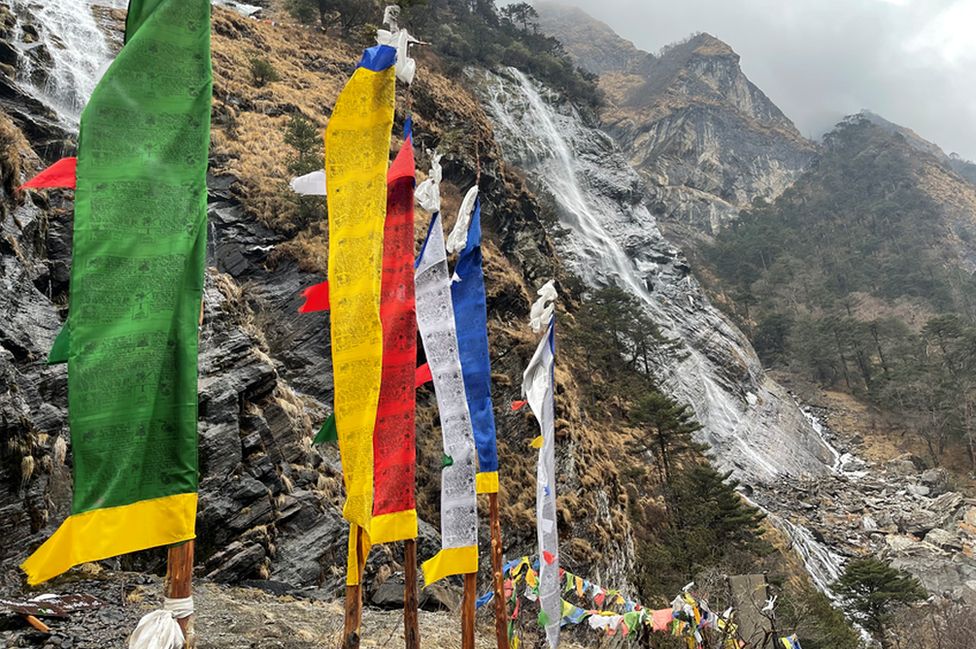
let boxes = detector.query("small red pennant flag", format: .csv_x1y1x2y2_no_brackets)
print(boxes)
298,281,329,313
414,362,432,388
543,550,555,565
19,157,77,190
511,399,527,412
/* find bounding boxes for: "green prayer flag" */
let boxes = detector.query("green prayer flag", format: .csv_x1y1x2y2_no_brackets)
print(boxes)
314,413,338,445
47,324,69,365
21,0,212,586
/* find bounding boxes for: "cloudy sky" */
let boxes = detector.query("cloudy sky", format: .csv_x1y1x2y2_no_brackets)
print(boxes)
553,0,976,159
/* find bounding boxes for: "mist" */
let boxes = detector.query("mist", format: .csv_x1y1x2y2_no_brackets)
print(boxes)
541,0,976,159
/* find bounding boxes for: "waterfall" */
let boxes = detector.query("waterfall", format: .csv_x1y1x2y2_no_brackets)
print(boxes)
7,0,123,127
477,66,857,598
480,67,835,484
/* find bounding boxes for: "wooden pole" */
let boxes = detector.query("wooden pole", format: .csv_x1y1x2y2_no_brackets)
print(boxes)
162,302,202,648
165,540,195,648
403,539,421,649
488,492,509,649
462,572,477,649
341,524,366,649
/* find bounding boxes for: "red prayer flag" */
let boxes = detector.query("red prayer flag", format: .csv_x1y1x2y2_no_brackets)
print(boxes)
19,157,77,190
511,399,527,412
414,362,432,387
298,281,330,313
370,136,418,535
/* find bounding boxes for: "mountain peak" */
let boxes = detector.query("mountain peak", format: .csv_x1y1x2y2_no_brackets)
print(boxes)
534,1,815,239
678,32,737,58
534,1,653,75
842,110,947,160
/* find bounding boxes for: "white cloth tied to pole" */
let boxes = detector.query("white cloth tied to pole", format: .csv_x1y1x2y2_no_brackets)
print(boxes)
415,152,442,213
529,279,557,333
289,169,326,196
376,27,419,84
522,304,559,649
446,185,478,254
382,4,400,28
128,597,193,649
415,212,478,567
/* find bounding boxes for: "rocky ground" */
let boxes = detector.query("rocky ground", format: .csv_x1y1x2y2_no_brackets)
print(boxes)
754,406,976,605
0,568,581,649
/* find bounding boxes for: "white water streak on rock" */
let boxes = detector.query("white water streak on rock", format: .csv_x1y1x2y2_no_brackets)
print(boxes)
7,0,121,126
480,67,834,484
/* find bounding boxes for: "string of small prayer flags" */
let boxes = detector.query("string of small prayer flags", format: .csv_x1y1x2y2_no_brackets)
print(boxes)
482,558,745,648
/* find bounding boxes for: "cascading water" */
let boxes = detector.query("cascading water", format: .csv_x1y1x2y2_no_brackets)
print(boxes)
481,67,834,483
478,66,852,596
6,0,123,126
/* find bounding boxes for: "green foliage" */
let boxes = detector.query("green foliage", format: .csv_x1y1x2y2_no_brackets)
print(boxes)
832,558,925,647
775,582,863,649
400,0,602,108
635,462,769,599
248,56,279,87
281,114,325,227
572,285,675,389
283,114,321,175
283,0,319,24
630,391,703,484
704,118,976,468
283,0,600,107
284,0,390,33
499,2,538,32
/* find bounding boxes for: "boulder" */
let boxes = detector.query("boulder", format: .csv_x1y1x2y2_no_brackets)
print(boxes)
885,455,921,477
885,535,917,552
962,507,976,529
924,528,962,552
920,468,949,493
907,484,931,497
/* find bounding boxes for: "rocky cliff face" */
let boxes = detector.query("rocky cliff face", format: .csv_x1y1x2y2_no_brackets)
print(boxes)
476,67,834,485
534,4,816,241
471,66,881,597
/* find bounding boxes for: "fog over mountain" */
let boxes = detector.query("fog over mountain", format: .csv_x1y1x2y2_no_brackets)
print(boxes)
536,0,976,160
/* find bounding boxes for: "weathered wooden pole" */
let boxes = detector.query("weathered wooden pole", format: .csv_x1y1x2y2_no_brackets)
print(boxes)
403,539,421,649
488,492,509,649
165,541,195,648
165,304,203,648
341,524,366,649
462,572,477,649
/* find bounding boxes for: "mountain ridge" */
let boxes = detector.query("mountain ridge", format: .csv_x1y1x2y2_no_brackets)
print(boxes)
534,2,816,242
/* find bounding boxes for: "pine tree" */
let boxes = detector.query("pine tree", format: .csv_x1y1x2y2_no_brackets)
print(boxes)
283,114,321,176
630,391,702,485
282,114,324,227
832,558,926,649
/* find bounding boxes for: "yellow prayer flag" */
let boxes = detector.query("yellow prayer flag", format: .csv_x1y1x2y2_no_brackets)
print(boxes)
325,45,396,585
